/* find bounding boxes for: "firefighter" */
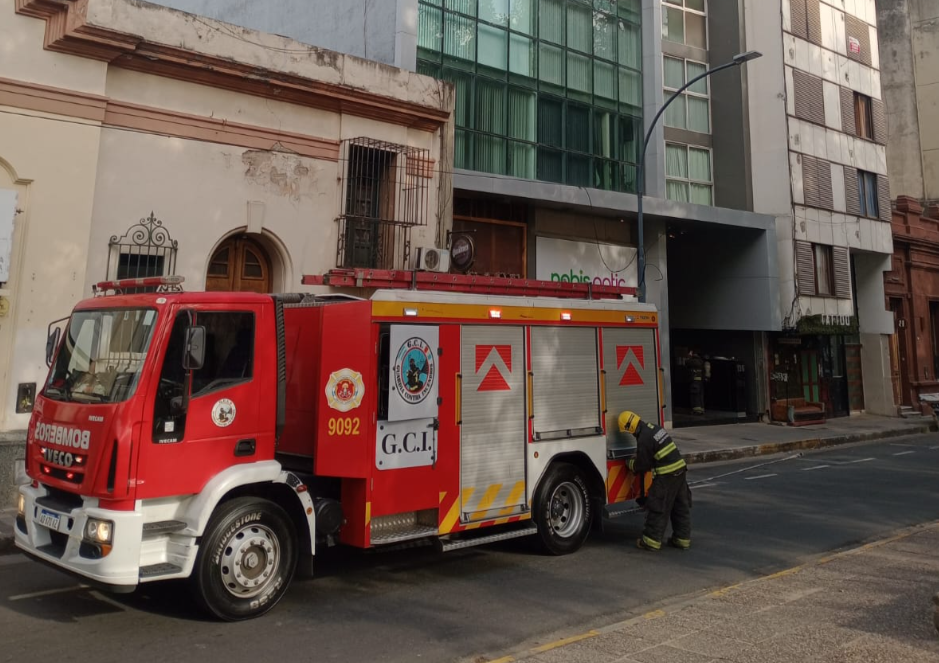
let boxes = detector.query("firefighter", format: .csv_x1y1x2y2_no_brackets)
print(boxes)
687,350,706,415
619,411,692,552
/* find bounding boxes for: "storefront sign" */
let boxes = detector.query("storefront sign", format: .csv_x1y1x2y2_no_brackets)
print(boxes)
796,314,858,335
450,234,475,273
535,237,637,288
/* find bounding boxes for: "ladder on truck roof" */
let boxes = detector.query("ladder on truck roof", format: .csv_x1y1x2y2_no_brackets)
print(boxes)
302,269,636,300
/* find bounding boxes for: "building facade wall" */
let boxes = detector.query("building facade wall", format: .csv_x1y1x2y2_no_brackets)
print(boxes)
876,0,939,203
884,197,939,409
150,0,418,70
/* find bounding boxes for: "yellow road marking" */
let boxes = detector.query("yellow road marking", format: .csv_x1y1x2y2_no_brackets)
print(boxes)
531,630,601,653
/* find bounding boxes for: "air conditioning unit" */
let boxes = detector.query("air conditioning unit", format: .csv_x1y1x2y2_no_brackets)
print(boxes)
415,247,451,273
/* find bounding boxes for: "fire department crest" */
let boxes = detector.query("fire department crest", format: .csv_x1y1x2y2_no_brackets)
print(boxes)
326,369,365,412
393,337,436,404
211,399,236,428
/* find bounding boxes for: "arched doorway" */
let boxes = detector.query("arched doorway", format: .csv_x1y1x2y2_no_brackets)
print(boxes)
206,236,273,293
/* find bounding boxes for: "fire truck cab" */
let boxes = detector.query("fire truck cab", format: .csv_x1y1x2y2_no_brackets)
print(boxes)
14,271,661,621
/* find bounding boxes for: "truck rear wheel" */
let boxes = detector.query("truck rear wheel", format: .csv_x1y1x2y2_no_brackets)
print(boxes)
191,497,297,621
533,463,591,555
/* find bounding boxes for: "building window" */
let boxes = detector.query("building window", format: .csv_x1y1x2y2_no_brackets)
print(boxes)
854,93,873,139
797,241,851,298
666,143,712,205
663,57,710,133
107,212,178,293
814,244,833,296
857,170,879,218
662,0,706,50
338,138,432,270
417,0,643,192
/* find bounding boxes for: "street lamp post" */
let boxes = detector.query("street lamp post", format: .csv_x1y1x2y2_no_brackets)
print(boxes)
636,50,762,303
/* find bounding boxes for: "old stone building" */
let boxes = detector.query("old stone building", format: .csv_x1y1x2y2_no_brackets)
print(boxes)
0,0,454,501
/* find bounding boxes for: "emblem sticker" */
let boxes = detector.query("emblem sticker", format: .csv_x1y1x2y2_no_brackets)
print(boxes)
212,399,236,427
393,337,436,405
326,369,366,412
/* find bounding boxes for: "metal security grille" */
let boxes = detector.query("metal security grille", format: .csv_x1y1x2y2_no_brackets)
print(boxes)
337,138,432,270
872,99,887,145
107,212,177,293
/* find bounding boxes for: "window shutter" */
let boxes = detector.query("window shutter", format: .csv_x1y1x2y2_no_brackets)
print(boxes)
845,15,872,67
802,155,819,207
796,241,816,296
806,0,822,45
793,71,825,125
878,175,892,222
844,166,861,216
832,247,851,299
790,0,807,39
872,99,888,145
817,159,833,209
840,87,856,137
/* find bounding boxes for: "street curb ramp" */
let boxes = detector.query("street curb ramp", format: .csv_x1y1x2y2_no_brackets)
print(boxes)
683,422,937,465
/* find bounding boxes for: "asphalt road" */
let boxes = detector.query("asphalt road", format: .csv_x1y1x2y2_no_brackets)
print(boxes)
2,433,938,663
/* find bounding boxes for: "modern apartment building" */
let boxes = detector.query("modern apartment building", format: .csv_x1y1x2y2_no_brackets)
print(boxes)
746,0,895,417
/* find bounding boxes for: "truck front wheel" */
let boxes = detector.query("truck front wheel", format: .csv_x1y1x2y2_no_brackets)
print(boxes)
191,497,297,621
533,463,592,555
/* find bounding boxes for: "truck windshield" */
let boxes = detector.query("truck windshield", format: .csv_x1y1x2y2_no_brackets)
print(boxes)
44,308,158,404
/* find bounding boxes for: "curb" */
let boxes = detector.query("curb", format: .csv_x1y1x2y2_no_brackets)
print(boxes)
682,422,937,465
477,520,939,663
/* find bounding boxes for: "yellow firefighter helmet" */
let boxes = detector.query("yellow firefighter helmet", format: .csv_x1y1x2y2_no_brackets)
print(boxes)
618,410,641,435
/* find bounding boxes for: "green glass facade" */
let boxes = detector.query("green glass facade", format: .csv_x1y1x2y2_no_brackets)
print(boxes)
417,0,642,192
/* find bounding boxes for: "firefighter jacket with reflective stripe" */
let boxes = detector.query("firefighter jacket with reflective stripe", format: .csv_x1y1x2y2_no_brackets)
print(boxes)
628,421,686,476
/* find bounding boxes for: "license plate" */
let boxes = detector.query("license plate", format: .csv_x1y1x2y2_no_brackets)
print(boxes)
37,509,61,530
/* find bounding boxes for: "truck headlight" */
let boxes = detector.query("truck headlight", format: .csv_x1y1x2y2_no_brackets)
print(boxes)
16,493,25,518
85,518,114,544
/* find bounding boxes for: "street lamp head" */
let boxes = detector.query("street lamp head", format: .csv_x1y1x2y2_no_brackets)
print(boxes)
733,51,762,65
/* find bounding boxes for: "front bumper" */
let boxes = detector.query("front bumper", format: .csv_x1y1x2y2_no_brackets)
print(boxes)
15,483,145,589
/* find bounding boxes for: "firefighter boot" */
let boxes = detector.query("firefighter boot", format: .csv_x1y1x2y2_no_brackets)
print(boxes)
667,536,691,551
636,536,661,551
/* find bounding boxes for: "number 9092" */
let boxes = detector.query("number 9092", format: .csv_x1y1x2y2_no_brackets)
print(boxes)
327,417,361,436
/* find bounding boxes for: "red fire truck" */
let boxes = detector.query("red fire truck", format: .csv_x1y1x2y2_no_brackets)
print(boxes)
13,269,661,620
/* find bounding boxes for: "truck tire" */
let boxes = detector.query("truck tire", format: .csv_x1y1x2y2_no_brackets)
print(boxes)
533,462,591,555
191,497,297,621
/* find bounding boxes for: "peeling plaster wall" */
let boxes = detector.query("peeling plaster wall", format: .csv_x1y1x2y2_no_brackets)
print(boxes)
84,66,446,294
150,0,417,69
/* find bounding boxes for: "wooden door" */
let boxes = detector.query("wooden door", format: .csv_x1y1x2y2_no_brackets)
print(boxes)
206,237,272,293
889,298,910,407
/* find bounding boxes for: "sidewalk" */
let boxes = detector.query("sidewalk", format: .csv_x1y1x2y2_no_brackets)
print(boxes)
477,522,939,663
675,413,936,465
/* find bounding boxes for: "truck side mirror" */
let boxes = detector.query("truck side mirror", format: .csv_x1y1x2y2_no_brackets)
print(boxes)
183,326,206,371
45,328,61,368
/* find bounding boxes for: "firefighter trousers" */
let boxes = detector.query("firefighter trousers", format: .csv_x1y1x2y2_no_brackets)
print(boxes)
641,470,692,550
